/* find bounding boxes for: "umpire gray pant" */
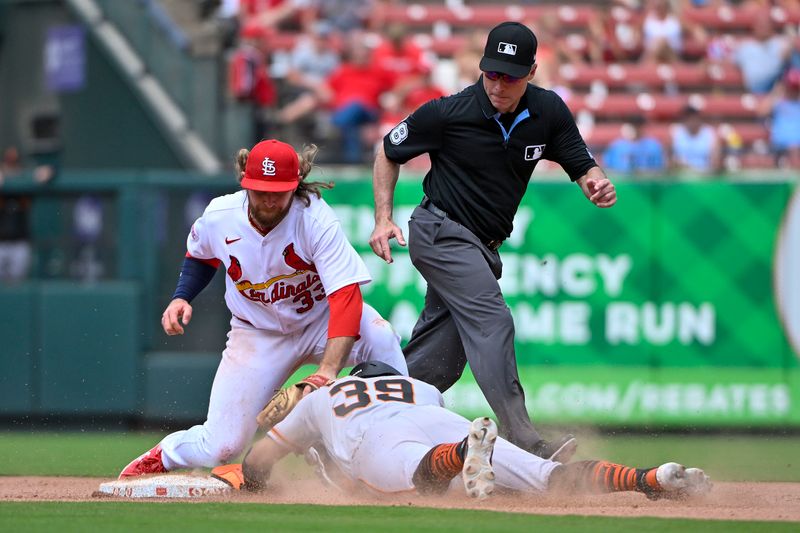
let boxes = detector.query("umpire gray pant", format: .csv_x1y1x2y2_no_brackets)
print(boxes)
403,201,542,450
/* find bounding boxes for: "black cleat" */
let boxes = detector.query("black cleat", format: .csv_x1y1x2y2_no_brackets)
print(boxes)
531,434,578,463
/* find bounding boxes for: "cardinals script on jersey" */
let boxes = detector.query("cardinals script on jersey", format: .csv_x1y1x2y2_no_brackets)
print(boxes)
189,191,369,333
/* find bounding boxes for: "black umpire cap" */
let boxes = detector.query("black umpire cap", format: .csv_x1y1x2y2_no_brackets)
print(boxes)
479,21,538,78
349,361,401,378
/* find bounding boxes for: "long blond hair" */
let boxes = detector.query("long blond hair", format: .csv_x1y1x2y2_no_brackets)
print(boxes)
235,143,333,206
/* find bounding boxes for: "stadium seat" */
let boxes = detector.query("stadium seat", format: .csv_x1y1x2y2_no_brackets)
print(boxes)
560,63,744,91
380,3,601,30
682,6,800,31
582,121,768,150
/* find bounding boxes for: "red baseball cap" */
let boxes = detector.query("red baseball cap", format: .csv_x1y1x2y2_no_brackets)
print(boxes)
241,140,300,192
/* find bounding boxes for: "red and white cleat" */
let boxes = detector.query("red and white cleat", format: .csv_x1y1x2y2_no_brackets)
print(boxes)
118,444,167,479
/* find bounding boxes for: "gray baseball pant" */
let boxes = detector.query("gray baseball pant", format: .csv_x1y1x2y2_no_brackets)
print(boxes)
402,203,542,450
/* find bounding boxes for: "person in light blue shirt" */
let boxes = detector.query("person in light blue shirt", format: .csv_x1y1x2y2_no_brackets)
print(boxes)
762,68,800,168
670,106,721,174
603,118,666,177
734,15,789,94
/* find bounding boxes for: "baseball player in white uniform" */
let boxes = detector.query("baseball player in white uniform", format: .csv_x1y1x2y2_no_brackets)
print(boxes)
119,140,408,478
212,362,712,501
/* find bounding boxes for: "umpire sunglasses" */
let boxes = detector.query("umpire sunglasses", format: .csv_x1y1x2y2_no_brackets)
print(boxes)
483,71,527,83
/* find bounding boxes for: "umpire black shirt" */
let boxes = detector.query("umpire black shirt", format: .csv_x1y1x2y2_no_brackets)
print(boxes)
383,77,597,243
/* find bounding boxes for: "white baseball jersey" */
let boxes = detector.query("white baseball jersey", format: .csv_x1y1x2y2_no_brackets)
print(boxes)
269,375,445,478
268,375,558,494
158,192,407,472
187,191,370,333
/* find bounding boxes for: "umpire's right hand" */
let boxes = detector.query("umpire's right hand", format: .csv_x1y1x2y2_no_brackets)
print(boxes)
369,219,406,264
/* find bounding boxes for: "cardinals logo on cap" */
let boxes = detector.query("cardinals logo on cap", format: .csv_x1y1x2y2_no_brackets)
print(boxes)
242,139,300,192
262,157,276,176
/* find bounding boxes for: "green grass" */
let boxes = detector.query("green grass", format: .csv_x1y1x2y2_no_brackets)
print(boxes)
0,432,164,477
1,431,798,481
1,432,797,530
0,502,795,532
574,433,800,482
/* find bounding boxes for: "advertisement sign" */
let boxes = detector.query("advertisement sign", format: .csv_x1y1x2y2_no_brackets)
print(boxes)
323,180,799,426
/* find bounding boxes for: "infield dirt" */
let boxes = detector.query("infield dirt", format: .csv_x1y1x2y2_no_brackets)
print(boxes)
1,476,798,522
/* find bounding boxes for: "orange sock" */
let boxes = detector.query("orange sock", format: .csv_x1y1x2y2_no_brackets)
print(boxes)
553,460,661,495
412,439,468,494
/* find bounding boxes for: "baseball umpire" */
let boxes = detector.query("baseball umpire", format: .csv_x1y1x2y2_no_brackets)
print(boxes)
368,21,617,461
212,362,711,501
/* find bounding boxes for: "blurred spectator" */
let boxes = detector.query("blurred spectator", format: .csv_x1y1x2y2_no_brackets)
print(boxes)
239,0,302,35
275,21,340,137
372,23,430,95
70,195,105,282
454,29,484,90
533,12,586,68
296,0,373,33
203,0,241,50
679,0,719,7
228,28,277,142
670,105,722,174
706,33,737,65
641,0,707,63
603,118,667,176
0,146,22,186
402,76,446,114
788,33,800,71
324,34,394,163
527,16,575,100
641,0,685,62
0,194,32,284
0,146,55,186
759,68,800,168
376,68,444,170
0,150,32,282
586,5,643,63
734,15,790,94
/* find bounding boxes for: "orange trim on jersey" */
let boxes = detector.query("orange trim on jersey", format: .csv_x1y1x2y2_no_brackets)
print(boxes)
358,477,417,495
267,428,302,453
327,283,362,339
186,252,221,269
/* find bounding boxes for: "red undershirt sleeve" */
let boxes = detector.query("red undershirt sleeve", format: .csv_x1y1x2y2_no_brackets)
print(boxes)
186,251,221,269
327,283,363,339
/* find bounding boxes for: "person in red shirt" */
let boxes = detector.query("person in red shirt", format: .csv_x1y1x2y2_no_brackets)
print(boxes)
371,23,430,92
325,34,394,163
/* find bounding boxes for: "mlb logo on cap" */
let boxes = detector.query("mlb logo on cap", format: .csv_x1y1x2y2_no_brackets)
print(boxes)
242,139,300,192
498,42,517,56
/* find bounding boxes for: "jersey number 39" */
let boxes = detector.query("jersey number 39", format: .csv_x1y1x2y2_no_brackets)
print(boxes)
328,378,414,417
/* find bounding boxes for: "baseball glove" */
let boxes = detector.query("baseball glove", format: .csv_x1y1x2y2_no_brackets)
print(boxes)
256,373,332,429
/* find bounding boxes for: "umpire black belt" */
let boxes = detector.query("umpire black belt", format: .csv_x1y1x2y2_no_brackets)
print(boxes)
420,196,504,252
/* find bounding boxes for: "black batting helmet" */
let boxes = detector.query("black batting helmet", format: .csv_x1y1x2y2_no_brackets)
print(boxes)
349,361,401,378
